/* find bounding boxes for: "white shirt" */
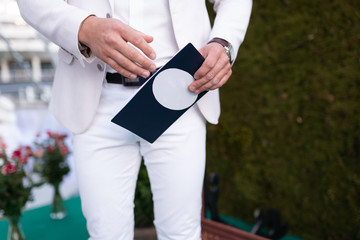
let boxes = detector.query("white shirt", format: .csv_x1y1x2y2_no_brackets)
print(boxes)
112,0,179,68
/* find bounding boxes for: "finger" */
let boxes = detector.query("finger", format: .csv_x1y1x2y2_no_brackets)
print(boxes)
193,51,214,80
189,57,217,92
115,41,156,72
105,57,137,79
190,54,230,93
105,51,151,79
140,32,154,44
208,68,232,90
122,27,157,60
204,53,230,84
193,66,231,93
99,28,156,75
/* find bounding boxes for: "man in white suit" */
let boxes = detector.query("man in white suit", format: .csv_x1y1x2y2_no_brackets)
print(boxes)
18,0,252,239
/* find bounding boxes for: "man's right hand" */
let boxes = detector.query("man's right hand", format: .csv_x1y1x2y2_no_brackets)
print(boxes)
78,15,157,79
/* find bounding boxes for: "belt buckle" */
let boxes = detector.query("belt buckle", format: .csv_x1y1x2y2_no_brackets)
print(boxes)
123,76,141,86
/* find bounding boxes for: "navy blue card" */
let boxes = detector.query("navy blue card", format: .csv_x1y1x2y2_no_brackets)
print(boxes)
111,43,206,143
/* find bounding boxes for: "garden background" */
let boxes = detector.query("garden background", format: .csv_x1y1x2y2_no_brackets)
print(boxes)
202,0,360,240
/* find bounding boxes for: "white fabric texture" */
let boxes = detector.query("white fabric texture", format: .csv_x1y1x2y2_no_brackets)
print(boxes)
74,83,206,240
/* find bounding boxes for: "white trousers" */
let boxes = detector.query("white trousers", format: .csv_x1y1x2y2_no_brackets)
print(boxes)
73,82,206,240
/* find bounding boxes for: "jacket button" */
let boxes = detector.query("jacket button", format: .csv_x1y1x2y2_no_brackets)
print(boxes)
97,64,104,71
106,13,111,18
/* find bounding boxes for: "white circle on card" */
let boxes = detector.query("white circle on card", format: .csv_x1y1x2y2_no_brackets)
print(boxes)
152,68,198,110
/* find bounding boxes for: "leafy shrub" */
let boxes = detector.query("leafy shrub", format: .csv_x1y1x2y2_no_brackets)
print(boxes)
206,1,360,239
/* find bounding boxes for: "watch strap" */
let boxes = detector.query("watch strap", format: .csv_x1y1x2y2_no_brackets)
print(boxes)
208,37,229,48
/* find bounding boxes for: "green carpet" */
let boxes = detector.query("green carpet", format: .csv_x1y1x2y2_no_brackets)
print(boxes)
0,196,89,240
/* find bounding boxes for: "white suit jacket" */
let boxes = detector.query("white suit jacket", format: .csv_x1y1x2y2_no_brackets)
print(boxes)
18,0,252,134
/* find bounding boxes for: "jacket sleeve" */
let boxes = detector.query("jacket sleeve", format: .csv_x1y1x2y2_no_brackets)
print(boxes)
208,0,252,60
17,0,94,67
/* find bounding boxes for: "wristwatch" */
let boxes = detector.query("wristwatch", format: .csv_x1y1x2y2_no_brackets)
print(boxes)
208,37,235,66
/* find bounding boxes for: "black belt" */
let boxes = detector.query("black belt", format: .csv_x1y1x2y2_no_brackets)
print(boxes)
106,69,159,87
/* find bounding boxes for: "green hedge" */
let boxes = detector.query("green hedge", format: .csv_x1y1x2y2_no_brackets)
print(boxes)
206,1,360,240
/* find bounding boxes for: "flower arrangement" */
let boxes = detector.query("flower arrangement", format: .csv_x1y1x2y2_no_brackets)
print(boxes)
0,137,38,218
33,131,71,219
33,131,70,186
0,136,41,240
0,131,71,239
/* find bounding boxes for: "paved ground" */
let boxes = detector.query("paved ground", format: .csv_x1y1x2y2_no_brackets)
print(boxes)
134,227,157,240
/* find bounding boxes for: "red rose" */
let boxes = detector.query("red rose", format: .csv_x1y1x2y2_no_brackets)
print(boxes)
47,146,54,153
60,146,69,155
0,142,6,150
1,163,17,175
11,149,21,160
0,137,6,150
56,139,63,147
33,149,44,158
46,131,54,138
58,134,67,140
25,146,32,157
19,156,28,164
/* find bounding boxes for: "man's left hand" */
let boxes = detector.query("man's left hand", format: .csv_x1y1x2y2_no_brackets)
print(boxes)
189,43,232,94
